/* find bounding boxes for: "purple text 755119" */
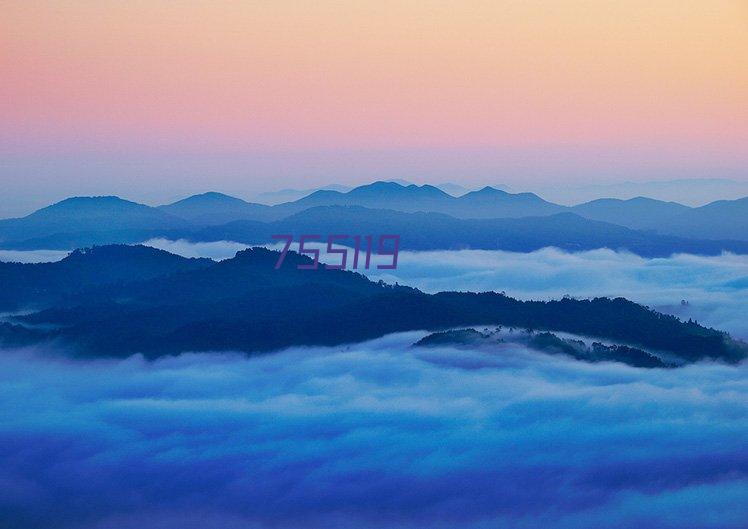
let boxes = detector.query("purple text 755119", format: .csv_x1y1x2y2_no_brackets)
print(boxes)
272,234,400,270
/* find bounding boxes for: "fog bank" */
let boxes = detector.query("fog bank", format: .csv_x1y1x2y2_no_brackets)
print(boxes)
0,335,746,528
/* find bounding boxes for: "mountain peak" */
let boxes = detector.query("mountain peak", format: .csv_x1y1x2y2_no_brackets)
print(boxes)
464,186,511,198
352,181,406,192
165,192,249,207
193,191,238,200
29,196,157,219
157,192,273,224
348,181,451,198
623,196,686,206
406,183,450,196
477,186,506,194
46,195,138,208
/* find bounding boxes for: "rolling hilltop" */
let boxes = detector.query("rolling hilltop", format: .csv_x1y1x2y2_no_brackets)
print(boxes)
1,244,744,364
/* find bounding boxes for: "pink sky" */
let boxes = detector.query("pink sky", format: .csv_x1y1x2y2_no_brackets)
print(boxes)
1,1,747,212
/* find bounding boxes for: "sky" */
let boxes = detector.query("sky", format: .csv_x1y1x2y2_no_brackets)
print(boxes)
2,1,748,213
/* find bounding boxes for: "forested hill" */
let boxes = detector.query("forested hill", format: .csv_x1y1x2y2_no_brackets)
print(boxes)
0,245,744,364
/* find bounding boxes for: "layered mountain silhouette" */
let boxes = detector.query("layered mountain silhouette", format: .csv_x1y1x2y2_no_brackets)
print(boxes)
571,196,748,239
251,180,473,205
253,184,352,205
0,245,212,311
274,182,565,218
0,196,187,246
656,197,748,241
158,191,275,224
0,196,191,249
1,244,745,364
541,178,748,207
571,197,691,230
434,182,474,196
1,182,747,251
186,206,748,257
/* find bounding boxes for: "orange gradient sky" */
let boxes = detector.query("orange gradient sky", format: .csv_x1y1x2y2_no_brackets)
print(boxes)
1,1,747,211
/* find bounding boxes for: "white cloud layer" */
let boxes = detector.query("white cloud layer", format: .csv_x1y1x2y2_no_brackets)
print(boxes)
1,242,746,527
367,248,748,340
0,335,745,528
141,238,251,260
0,249,70,263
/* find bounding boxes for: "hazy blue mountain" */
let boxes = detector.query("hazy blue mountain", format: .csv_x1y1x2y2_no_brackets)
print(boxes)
0,196,188,248
385,178,414,186
253,184,352,205
285,181,451,209
254,181,419,205
158,191,275,224
275,181,565,219
189,205,748,257
2,245,744,363
3,185,747,250
270,183,748,239
435,182,471,196
0,245,211,311
0,196,185,236
572,195,748,241
434,182,510,196
572,197,690,230
657,197,748,241
536,178,748,207
457,186,564,217
254,180,418,205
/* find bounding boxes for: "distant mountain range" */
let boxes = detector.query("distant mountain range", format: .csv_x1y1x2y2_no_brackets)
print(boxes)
158,191,276,224
1,244,744,364
655,197,748,241
185,206,748,258
253,184,352,205
273,181,564,219
1,181,747,252
252,181,476,204
568,196,748,240
535,178,748,207
0,196,191,249
0,195,187,238
570,197,691,230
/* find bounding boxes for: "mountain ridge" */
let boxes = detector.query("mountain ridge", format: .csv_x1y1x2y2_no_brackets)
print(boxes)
158,191,275,224
2,184,748,250
186,205,748,258
1,244,744,364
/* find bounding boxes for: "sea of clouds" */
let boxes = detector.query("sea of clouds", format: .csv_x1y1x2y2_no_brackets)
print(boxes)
0,334,746,529
368,248,748,341
2,240,746,528
0,249,70,263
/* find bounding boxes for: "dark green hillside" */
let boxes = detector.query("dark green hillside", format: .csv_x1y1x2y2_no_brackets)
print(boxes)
2,245,744,364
